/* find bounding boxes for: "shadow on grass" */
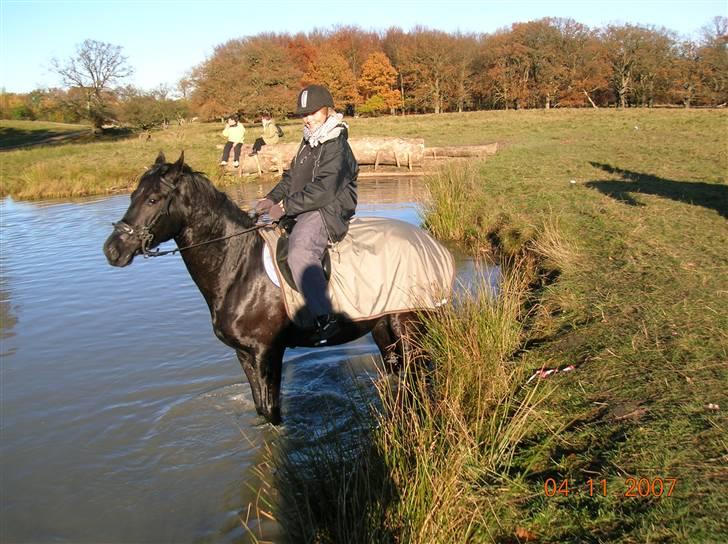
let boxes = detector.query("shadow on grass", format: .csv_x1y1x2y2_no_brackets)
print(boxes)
586,162,728,219
0,126,136,150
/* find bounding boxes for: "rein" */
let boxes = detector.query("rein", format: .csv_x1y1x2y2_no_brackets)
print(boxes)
112,192,275,257
112,173,275,258
146,222,273,257
113,219,273,258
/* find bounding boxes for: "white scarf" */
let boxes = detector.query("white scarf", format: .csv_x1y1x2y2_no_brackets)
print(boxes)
303,112,346,147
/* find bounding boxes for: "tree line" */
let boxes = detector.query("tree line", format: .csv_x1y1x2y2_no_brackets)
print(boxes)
2,17,726,128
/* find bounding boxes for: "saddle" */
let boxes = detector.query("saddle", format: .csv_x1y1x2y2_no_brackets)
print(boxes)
259,217,455,328
275,233,331,292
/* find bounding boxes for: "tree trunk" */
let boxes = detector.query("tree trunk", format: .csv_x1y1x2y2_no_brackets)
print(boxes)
583,90,598,108
400,73,405,116
619,71,630,108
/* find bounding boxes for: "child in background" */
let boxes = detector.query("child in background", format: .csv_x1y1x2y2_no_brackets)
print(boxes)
220,115,245,167
249,113,281,155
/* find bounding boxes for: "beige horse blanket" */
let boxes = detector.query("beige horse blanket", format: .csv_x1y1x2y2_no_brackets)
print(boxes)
259,217,455,328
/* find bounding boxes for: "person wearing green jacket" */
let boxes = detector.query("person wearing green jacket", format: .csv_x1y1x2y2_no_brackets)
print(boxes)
249,113,281,156
220,115,245,167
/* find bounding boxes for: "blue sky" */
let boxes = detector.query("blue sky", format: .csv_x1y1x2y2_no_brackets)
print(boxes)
1,0,725,93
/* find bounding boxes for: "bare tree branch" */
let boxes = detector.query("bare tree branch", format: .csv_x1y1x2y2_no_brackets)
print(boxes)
50,39,133,127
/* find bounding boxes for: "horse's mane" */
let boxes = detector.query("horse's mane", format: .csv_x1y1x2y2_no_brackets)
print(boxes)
151,162,255,228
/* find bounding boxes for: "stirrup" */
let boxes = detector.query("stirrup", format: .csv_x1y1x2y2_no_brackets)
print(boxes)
313,316,339,346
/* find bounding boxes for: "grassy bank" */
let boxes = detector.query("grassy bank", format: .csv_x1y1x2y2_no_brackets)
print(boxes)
266,109,727,542
0,119,300,200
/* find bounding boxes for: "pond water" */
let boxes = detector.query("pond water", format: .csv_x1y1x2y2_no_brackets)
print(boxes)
0,177,495,543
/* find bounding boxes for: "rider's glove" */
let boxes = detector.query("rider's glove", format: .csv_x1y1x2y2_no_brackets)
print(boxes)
255,198,275,213
268,202,285,221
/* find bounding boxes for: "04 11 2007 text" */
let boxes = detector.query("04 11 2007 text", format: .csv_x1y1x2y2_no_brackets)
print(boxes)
543,477,677,497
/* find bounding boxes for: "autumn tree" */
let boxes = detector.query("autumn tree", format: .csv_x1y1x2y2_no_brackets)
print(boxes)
557,20,610,107
327,26,381,79
287,33,318,74
190,35,301,119
672,41,705,107
116,86,190,129
51,39,133,128
399,28,459,113
631,27,678,107
303,49,361,111
448,33,478,112
30,88,84,123
0,91,34,120
357,52,401,115
698,16,728,105
382,27,409,113
479,30,532,110
506,20,561,108
603,24,651,107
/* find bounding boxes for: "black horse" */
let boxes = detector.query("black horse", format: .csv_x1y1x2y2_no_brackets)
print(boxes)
103,152,420,424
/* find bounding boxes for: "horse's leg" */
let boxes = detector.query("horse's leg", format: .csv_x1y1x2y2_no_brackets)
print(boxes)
372,312,427,370
371,315,403,373
236,349,263,414
236,345,284,425
372,313,432,417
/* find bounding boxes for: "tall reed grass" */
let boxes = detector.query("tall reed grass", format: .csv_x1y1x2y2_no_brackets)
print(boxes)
423,161,480,241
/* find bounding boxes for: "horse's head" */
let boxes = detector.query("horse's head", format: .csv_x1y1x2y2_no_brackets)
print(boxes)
103,151,187,267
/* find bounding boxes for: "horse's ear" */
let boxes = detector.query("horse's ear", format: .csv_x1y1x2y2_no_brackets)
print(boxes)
168,151,185,181
155,151,166,165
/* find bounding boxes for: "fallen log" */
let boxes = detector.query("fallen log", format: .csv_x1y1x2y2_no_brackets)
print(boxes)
425,143,498,158
350,137,425,171
238,142,300,175
224,138,497,175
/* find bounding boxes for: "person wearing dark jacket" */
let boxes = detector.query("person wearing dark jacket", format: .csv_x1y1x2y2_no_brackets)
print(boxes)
255,85,358,345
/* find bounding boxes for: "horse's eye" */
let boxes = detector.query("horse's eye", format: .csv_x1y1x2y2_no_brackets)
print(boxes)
148,198,158,205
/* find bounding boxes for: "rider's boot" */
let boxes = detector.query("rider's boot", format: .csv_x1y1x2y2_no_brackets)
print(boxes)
313,314,340,346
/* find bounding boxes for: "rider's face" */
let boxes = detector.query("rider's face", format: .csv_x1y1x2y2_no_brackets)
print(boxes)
303,107,328,131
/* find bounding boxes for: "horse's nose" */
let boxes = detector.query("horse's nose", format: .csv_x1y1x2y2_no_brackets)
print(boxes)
103,236,120,263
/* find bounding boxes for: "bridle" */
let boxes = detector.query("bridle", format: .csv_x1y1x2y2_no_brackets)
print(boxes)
112,175,272,258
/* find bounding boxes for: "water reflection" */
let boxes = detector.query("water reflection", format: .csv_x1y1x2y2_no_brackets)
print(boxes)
0,284,18,344
0,177,491,543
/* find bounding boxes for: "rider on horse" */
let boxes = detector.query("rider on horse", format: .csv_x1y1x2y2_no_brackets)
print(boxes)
256,85,359,346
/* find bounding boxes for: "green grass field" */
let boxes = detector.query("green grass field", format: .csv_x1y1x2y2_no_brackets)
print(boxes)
0,119,90,149
3,110,726,542
408,109,728,542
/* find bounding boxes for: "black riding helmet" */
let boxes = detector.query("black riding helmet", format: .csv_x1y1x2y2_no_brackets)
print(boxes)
295,85,334,116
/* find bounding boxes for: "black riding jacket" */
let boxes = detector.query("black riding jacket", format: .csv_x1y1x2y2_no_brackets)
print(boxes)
265,126,358,243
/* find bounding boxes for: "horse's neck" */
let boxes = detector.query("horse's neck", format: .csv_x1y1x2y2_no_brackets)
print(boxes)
175,207,259,306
